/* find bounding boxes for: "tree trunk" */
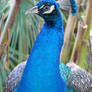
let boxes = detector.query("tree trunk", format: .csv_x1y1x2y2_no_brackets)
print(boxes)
60,0,80,63
78,0,92,68
70,22,87,63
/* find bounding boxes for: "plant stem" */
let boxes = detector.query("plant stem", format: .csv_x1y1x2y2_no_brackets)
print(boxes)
70,22,87,63
78,0,92,68
0,0,21,60
60,0,80,63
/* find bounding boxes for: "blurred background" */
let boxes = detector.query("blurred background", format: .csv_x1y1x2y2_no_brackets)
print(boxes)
0,0,92,91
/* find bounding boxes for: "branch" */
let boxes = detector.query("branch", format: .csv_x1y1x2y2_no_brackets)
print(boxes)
78,0,92,68
60,14,77,63
60,0,80,63
70,22,87,63
0,14,5,37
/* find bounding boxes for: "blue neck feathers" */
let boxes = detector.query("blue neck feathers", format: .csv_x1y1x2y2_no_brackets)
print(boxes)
15,11,68,92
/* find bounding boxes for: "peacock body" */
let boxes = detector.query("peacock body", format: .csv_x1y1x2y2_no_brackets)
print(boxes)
5,61,92,92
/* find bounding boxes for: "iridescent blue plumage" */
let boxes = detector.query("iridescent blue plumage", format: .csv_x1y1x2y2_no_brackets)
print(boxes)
58,0,77,16
70,0,77,16
12,0,77,92
60,63,71,83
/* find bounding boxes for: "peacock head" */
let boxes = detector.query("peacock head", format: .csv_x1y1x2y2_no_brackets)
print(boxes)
26,0,61,22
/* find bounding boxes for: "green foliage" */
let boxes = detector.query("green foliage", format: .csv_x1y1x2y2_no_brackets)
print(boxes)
0,0,43,91
0,0,91,92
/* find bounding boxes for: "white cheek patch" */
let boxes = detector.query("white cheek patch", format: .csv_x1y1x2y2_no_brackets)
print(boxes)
43,5,55,14
39,5,45,9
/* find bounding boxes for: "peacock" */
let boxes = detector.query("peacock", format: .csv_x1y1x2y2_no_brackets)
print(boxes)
13,0,72,91
5,0,76,92
5,0,92,92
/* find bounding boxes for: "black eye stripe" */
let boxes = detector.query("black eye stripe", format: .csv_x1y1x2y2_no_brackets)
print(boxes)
38,5,56,15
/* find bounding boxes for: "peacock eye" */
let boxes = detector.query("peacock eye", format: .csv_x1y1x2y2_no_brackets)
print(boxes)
44,6,50,11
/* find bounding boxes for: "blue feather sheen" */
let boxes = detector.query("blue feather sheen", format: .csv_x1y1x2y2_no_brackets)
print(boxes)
70,0,77,16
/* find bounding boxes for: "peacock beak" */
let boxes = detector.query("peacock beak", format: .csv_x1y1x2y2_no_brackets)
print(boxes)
25,6,39,15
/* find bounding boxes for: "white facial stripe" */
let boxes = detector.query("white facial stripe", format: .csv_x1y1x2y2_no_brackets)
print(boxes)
43,5,55,14
39,5,45,9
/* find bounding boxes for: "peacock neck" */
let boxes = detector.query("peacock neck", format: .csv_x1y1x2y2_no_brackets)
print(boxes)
16,13,65,92
28,14,64,75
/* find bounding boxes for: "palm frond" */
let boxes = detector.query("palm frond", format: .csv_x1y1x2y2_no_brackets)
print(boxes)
0,0,43,91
